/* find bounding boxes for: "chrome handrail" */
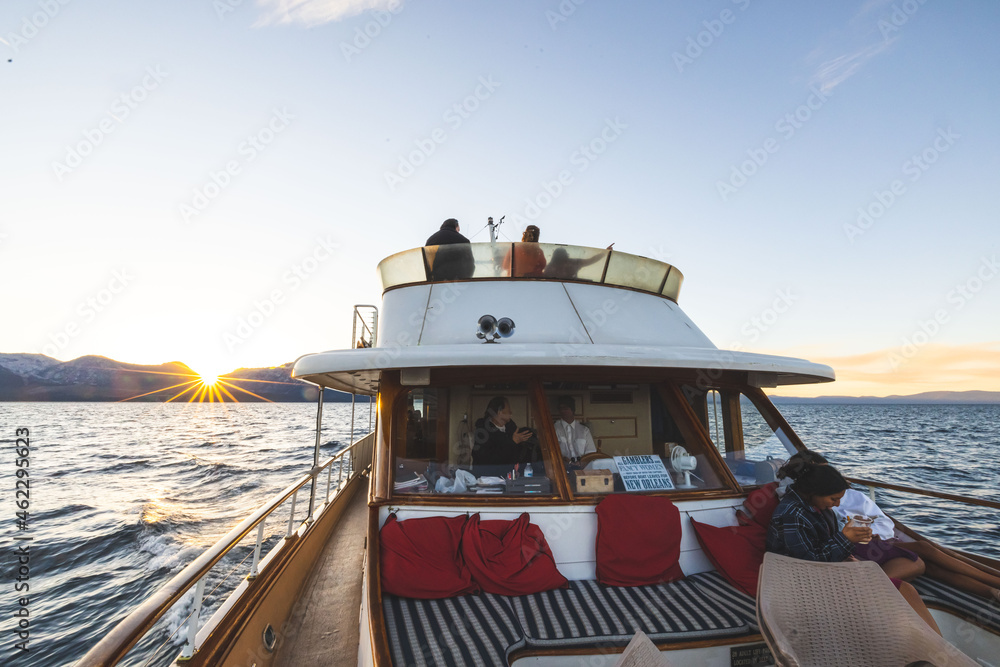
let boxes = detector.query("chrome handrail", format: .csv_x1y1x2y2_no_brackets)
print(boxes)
77,432,375,667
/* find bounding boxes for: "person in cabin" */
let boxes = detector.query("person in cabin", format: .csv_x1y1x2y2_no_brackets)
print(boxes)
554,395,596,461
424,218,474,280
472,396,540,478
781,450,1000,603
767,458,942,633
503,225,547,277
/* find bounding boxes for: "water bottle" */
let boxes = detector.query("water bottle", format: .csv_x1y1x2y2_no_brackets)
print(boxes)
524,462,533,477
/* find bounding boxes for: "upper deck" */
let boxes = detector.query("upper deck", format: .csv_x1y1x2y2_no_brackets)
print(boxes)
293,243,835,394
378,242,684,301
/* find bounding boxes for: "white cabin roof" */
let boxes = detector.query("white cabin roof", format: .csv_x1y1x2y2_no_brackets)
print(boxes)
292,243,835,394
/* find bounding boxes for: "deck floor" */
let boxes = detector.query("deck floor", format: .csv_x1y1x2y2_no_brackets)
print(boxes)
273,484,369,667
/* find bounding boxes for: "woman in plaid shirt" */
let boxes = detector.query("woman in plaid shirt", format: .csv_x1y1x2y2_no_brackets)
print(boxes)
766,460,941,633
766,463,869,561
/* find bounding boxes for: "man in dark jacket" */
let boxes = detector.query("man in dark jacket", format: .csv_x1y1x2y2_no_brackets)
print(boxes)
424,218,474,280
425,218,468,245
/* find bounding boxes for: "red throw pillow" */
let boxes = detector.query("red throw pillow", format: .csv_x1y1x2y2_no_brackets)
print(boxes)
461,513,568,595
741,482,780,528
595,494,684,587
380,514,479,599
690,518,766,596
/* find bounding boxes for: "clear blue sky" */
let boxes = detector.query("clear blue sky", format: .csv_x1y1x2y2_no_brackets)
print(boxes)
2,0,998,395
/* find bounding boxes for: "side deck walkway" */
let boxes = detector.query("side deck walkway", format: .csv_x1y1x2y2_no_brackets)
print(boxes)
274,484,370,666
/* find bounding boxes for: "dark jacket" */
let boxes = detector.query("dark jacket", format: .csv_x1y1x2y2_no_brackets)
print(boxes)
471,418,538,478
425,228,474,280
425,228,470,246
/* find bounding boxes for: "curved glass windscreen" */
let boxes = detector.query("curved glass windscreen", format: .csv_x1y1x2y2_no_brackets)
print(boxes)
390,379,729,498
377,243,684,302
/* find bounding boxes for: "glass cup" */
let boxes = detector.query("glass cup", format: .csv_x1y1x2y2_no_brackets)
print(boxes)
850,515,874,544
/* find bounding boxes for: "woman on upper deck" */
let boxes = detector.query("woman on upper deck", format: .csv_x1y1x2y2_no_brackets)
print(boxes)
502,226,547,277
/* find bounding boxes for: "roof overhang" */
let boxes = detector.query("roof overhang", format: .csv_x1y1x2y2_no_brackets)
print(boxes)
292,343,835,395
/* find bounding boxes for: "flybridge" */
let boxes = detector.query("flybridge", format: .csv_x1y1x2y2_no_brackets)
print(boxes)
377,242,685,301
291,243,836,393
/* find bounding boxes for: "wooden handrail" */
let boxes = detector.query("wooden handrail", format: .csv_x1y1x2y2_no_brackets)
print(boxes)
77,435,374,667
846,476,1000,511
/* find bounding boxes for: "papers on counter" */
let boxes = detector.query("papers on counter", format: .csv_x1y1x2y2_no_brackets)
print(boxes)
476,476,506,486
394,472,428,492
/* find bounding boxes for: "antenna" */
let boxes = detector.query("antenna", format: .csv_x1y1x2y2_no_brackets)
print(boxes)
487,216,504,248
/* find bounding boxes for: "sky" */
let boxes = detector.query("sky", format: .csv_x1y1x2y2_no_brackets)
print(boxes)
1,0,998,397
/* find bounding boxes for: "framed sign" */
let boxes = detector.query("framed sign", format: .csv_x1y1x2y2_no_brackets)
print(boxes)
614,455,674,492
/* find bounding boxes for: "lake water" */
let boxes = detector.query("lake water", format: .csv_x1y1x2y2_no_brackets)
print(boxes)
1,402,997,667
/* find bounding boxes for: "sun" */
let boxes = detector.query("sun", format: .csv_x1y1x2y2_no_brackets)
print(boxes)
115,365,289,404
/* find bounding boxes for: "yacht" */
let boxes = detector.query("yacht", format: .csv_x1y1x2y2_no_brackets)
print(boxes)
79,237,1000,666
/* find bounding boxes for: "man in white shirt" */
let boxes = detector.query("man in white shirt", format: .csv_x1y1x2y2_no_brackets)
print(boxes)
555,396,596,460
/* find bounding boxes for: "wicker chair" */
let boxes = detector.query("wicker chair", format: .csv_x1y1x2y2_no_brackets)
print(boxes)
756,552,978,667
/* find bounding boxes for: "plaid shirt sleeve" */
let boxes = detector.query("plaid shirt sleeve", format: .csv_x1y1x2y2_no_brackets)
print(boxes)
769,492,854,562
778,511,854,562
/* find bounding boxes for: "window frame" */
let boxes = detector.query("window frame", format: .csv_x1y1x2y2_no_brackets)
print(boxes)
378,369,752,503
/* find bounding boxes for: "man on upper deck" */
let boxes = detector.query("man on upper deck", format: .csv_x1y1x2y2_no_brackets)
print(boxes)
425,218,474,280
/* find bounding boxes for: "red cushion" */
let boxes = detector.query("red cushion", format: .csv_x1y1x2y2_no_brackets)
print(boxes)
741,482,780,528
690,518,766,596
595,494,684,586
461,513,568,595
380,514,479,599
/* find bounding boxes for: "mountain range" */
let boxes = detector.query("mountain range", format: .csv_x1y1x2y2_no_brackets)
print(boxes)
1,352,997,403
770,391,1000,405
0,353,353,402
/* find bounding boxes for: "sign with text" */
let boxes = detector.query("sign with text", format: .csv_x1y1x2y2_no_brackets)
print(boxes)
614,455,674,492
730,643,774,667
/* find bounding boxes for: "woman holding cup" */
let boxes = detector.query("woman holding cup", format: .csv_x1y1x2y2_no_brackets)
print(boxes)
781,450,1000,603
767,458,941,633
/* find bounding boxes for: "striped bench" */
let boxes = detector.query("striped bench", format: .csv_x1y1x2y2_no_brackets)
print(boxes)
686,570,760,630
382,573,759,666
509,577,751,648
382,593,525,667
913,576,1000,634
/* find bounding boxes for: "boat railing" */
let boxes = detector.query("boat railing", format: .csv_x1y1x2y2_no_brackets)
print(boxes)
352,304,378,349
846,476,1000,511
77,431,376,667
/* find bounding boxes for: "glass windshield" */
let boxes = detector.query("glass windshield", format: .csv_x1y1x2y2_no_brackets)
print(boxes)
376,243,684,301
544,381,725,495
682,385,798,487
393,383,557,496
391,379,730,498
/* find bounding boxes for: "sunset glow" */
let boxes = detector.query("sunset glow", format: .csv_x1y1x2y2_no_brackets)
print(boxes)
2,2,998,398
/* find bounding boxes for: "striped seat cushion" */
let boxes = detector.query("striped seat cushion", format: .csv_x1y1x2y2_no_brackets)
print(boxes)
509,577,752,648
382,593,525,667
686,570,760,630
913,576,1000,634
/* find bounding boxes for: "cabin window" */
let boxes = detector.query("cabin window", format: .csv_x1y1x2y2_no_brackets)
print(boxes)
545,381,726,495
703,389,724,454
392,383,557,496
682,384,798,487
